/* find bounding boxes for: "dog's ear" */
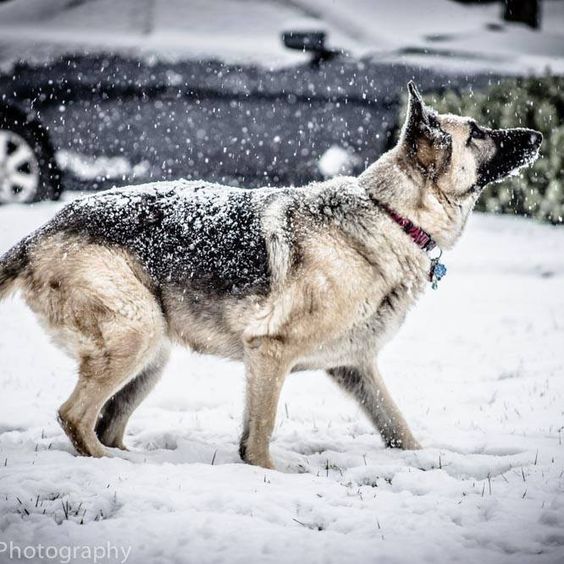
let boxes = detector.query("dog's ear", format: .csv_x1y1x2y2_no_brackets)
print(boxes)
400,81,452,178
405,81,426,128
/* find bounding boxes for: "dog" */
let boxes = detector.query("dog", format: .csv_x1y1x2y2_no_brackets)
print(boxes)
0,82,541,469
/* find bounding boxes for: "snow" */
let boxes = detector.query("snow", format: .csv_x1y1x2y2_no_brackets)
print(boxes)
0,0,324,67
318,145,360,178
1,196,563,563
302,0,564,72
55,151,150,182
0,0,563,72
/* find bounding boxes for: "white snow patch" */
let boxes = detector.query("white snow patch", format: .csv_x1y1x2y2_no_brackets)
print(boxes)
318,145,360,178
0,0,563,72
56,151,150,181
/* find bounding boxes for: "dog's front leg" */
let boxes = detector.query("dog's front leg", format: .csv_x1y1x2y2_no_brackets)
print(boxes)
239,337,290,469
327,363,420,450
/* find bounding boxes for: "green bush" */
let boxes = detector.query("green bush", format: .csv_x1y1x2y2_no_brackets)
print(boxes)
418,76,564,223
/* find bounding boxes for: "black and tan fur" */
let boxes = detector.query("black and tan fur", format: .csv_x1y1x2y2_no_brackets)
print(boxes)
0,82,541,468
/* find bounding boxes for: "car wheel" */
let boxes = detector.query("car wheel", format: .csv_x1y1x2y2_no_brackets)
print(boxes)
0,108,62,204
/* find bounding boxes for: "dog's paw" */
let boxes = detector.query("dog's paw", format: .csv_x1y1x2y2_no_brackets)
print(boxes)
401,438,422,450
247,455,275,470
385,436,422,450
240,445,275,469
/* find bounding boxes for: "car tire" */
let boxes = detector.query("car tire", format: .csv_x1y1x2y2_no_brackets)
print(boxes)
0,106,63,204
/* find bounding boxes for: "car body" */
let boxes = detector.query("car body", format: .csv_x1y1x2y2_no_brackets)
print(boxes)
0,35,496,201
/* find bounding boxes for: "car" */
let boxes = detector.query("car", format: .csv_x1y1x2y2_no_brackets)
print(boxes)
0,31,494,203
0,103,62,203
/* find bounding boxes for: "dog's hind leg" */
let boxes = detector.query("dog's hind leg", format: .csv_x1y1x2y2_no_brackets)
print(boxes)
239,337,290,469
327,363,420,450
58,326,163,458
58,304,166,457
95,345,170,450
26,244,169,458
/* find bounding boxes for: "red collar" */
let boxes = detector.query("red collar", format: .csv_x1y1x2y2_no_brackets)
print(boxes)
379,203,437,252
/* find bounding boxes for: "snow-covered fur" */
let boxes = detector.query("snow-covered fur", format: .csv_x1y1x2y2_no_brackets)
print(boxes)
0,82,541,469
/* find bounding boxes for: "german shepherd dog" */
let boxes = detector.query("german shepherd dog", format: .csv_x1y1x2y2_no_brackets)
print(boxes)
0,82,541,468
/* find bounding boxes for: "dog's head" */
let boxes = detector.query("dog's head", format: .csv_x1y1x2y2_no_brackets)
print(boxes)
389,81,542,247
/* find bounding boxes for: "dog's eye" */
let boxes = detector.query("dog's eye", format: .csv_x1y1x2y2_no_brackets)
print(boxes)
469,123,486,141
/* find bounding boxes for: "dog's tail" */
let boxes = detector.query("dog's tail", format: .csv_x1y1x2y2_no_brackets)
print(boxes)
0,240,29,301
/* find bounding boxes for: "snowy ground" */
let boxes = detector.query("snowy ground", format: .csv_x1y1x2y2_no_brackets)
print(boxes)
0,0,563,73
0,195,563,564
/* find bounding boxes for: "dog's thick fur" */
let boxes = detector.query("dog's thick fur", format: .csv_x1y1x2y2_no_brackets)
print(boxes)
0,82,541,468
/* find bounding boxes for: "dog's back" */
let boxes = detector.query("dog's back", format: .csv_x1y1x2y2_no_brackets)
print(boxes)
41,180,276,296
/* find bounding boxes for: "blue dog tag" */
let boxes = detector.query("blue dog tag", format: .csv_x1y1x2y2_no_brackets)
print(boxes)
430,260,447,290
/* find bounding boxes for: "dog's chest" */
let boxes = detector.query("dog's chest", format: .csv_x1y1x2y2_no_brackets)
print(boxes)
295,280,420,370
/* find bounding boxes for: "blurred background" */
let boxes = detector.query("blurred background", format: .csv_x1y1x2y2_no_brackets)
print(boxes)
0,0,562,222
